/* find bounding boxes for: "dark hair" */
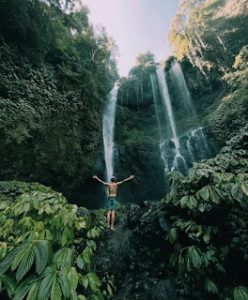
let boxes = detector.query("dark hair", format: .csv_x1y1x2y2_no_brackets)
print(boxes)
111,176,117,183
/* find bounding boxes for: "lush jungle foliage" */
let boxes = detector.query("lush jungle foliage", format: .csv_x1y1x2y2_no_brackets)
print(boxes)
208,46,248,141
169,0,248,73
0,0,248,299
168,0,248,144
162,126,248,299
0,181,115,300
0,0,118,198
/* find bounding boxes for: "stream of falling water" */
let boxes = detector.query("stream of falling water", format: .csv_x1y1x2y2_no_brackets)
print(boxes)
102,86,118,181
156,66,187,173
169,61,196,114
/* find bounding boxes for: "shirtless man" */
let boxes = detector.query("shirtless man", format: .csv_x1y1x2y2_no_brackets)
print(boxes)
93,175,134,230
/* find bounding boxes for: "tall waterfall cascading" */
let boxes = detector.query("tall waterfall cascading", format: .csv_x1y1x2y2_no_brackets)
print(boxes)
102,86,118,181
156,66,187,173
151,63,213,175
150,74,162,138
150,73,167,171
169,61,196,114
169,61,212,164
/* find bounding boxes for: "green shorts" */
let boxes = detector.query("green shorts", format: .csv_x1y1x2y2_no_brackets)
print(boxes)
107,197,119,211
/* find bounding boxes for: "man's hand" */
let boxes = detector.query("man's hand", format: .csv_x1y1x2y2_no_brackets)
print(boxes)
130,175,135,179
92,175,97,179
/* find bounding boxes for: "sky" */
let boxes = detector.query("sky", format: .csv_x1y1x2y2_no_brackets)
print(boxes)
82,0,180,76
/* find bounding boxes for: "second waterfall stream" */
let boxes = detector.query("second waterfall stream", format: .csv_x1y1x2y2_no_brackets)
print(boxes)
151,63,212,175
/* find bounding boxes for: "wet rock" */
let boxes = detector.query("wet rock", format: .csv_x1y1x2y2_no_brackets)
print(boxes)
93,204,178,299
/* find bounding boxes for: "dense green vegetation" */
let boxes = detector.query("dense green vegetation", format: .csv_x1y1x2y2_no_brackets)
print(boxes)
0,181,115,299
169,0,248,73
0,0,118,197
168,0,248,142
0,0,248,299
163,126,248,299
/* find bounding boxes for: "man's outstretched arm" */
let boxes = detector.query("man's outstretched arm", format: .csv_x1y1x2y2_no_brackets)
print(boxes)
93,175,108,185
117,175,134,185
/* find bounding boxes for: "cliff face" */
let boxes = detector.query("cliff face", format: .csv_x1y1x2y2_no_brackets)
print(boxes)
113,59,217,204
0,0,118,201
0,41,102,195
113,48,247,203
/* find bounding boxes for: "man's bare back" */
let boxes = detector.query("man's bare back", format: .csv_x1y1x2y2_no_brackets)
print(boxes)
108,182,118,197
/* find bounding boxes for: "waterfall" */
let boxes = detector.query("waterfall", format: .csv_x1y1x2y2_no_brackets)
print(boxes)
169,61,212,163
185,127,211,161
150,74,162,137
169,61,196,114
156,66,187,173
150,73,167,171
102,86,118,181
151,63,213,176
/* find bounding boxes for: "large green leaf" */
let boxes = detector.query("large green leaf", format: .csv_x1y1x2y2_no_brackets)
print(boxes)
61,227,74,246
209,186,221,204
167,227,178,243
198,185,210,201
231,183,245,203
205,279,218,294
13,277,38,300
68,267,78,290
0,242,7,260
82,247,92,267
16,246,35,282
87,272,101,292
11,242,30,272
51,277,62,300
0,245,25,276
26,281,40,300
233,286,248,300
241,182,248,196
1,274,17,299
58,269,71,299
179,195,198,209
54,247,75,269
37,268,54,300
34,240,52,275
187,246,202,269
